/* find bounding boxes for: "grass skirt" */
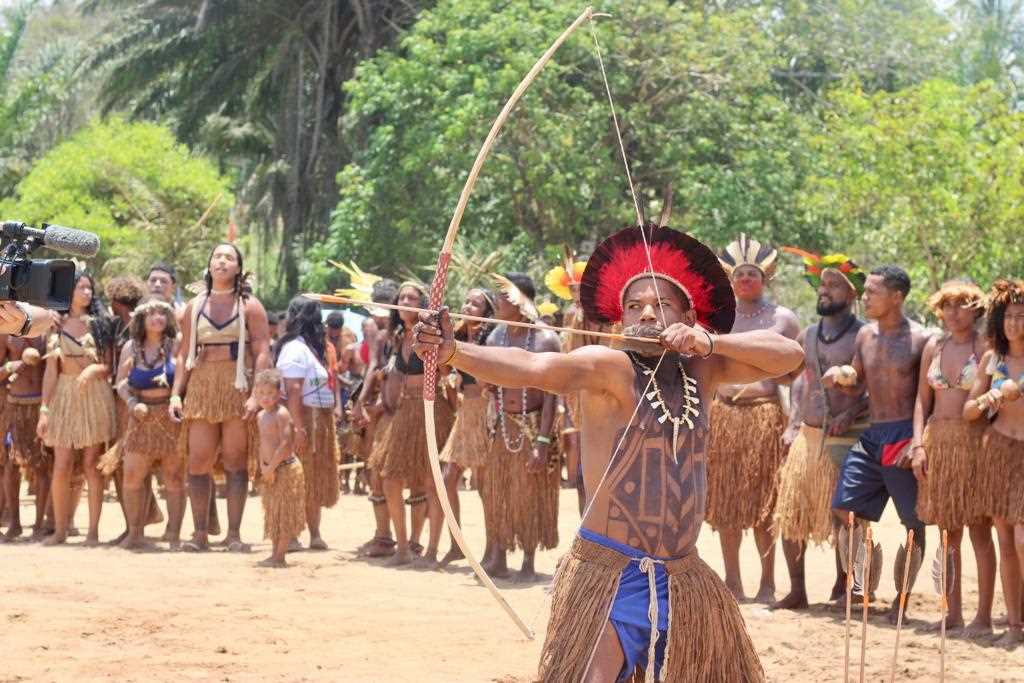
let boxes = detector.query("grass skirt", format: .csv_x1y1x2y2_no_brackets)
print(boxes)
297,406,340,509
369,395,455,483
7,398,50,470
771,424,840,544
183,360,249,423
537,535,764,682
483,410,560,553
705,399,786,530
122,402,182,469
45,374,116,450
977,427,1024,523
916,418,987,529
440,393,489,468
261,459,306,541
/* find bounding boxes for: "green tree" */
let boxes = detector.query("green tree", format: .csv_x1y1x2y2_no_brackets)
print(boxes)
0,118,234,284
85,0,428,298
802,79,1024,313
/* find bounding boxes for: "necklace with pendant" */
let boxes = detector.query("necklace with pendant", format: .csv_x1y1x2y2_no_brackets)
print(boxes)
639,357,700,462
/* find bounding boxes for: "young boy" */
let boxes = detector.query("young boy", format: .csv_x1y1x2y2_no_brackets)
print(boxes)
254,369,306,568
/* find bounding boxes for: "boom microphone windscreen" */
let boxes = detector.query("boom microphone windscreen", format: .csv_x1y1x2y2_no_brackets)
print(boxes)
42,225,100,258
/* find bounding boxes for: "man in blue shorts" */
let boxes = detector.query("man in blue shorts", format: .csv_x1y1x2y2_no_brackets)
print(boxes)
823,265,933,621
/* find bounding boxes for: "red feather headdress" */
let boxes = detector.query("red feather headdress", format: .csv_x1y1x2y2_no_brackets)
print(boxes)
580,223,735,333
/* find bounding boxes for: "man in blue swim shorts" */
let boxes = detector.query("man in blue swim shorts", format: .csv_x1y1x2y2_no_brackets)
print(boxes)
414,223,806,681
823,265,933,621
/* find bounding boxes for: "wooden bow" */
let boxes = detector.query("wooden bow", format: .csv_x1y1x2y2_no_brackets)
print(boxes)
421,6,598,640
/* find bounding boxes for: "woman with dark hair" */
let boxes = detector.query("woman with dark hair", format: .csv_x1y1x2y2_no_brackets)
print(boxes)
115,299,184,550
170,242,271,552
275,295,341,550
37,272,117,546
911,281,994,637
964,278,1024,647
437,288,495,567
369,282,456,566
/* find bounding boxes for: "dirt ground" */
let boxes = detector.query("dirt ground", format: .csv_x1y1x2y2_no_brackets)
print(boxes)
2,483,1022,682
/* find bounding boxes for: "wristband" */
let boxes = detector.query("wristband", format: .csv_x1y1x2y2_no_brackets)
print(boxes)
169,395,183,409
39,405,50,415
698,330,715,359
441,344,458,366
535,434,552,445
3,361,14,375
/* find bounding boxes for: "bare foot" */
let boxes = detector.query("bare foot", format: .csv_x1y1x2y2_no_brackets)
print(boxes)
829,577,846,602
226,540,251,553
922,618,964,633
160,529,173,542
514,568,539,584
888,597,908,625
309,537,328,551
67,526,80,537
385,548,413,566
82,534,101,548
754,585,776,605
365,538,396,558
108,530,129,546
29,527,49,542
167,538,182,552
41,533,67,547
412,553,440,570
770,591,809,611
118,535,147,551
1,525,23,542
726,583,747,602
993,627,1023,649
963,619,994,640
257,557,287,568
287,538,304,553
438,547,465,568
182,536,210,553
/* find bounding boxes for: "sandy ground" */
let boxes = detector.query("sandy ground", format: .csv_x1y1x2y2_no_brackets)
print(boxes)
2,481,1022,682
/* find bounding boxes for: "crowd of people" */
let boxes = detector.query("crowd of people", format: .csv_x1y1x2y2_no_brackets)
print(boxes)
0,228,1022,679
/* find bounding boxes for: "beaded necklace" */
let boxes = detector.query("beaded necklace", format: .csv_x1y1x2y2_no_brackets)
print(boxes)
635,354,700,462
496,325,534,453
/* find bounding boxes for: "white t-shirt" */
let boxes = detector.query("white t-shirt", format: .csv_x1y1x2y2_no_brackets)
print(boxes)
276,338,335,408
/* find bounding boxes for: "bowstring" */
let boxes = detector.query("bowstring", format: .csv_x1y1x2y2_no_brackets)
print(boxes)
530,15,671,631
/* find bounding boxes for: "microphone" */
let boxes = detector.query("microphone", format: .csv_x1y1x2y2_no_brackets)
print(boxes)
40,224,101,258
0,221,100,258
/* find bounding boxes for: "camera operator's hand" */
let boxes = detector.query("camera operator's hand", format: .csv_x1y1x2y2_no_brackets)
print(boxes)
0,302,58,338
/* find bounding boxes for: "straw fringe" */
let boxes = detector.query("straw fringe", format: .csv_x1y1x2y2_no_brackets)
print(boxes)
369,395,455,483
916,418,986,529
660,555,765,682
297,406,340,509
121,403,182,468
536,536,764,682
536,537,628,682
705,400,786,529
771,425,838,544
440,393,490,468
977,427,1024,523
262,459,306,541
45,375,116,449
485,411,560,553
182,360,249,424
8,401,50,470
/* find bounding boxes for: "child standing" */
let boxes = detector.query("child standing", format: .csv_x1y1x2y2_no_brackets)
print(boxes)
254,369,306,567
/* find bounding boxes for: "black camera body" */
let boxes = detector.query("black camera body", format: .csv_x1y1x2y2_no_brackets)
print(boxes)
1,221,101,310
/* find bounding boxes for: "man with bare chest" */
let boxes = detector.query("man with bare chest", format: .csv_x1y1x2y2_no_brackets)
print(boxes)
706,235,800,603
825,266,932,619
415,225,803,681
0,334,50,541
482,273,561,581
770,254,869,610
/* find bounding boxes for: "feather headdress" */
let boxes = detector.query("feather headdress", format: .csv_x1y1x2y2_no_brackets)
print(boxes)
493,273,540,322
579,222,735,333
781,246,866,295
545,245,587,301
719,234,779,280
331,260,383,304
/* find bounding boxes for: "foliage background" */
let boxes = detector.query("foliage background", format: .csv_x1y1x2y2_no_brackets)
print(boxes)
0,0,1021,319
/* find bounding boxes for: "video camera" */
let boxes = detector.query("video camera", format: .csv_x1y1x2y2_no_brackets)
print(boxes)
0,221,101,310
